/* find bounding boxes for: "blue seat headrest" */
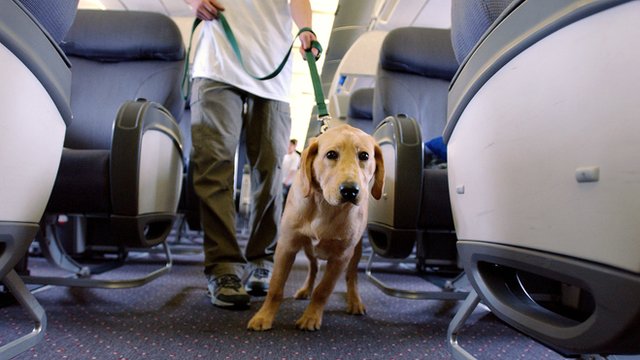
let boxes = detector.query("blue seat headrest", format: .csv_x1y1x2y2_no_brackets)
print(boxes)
61,9,184,62
380,27,458,81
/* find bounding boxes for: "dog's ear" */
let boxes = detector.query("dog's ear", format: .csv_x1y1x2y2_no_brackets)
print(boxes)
300,138,319,197
371,142,385,200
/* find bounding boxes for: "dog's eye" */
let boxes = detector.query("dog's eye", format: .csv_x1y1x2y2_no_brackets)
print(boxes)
358,151,369,161
326,150,339,160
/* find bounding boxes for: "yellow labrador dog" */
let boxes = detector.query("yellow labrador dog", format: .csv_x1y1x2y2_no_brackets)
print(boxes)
247,124,384,331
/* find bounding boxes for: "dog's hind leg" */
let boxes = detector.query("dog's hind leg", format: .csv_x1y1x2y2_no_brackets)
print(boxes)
345,238,366,315
294,241,317,300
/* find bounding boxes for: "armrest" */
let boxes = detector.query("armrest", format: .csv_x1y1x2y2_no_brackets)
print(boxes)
110,99,184,247
367,114,424,258
110,99,183,215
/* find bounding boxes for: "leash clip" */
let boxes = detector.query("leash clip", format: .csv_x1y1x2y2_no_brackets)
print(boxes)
317,115,331,134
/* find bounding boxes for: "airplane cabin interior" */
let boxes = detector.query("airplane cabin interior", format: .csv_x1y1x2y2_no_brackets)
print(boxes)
1,0,639,359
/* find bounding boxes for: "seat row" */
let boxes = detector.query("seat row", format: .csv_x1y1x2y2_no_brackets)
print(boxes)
1,2,193,357
339,0,640,358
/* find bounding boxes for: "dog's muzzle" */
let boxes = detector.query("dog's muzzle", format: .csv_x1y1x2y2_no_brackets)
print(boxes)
339,182,360,204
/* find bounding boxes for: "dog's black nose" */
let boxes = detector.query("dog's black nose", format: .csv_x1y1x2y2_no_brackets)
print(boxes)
339,183,360,203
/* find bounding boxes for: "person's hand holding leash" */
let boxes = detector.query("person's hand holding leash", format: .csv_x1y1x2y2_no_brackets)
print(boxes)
185,0,224,21
298,30,320,60
290,0,319,60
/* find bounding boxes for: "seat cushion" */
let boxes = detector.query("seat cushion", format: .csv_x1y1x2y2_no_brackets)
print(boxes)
46,148,110,214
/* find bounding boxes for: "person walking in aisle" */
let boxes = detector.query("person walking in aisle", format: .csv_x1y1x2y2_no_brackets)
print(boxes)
186,0,319,309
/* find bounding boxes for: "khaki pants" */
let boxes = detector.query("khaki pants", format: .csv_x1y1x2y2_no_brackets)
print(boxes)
190,78,290,278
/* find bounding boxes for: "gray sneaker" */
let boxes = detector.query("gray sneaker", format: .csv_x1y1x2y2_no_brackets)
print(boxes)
244,267,271,296
207,274,250,309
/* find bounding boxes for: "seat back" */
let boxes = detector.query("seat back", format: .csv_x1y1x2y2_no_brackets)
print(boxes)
372,27,458,141
346,87,375,134
61,9,185,150
0,0,76,356
446,0,640,355
1,0,73,225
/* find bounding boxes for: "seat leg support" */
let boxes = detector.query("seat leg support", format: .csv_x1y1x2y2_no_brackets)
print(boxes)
365,252,468,300
22,241,172,289
37,220,91,276
447,289,481,360
0,270,47,359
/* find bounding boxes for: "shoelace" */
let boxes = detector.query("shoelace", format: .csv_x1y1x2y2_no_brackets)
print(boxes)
215,275,242,290
252,268,270,280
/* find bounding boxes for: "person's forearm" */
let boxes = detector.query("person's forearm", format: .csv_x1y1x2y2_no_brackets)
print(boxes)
291,0,319,58
290,0,312,29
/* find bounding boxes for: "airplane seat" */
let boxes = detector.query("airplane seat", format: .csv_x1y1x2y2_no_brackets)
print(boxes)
0,0,77,356
445,0,640,357
345,87,374,134
25,9,186,288
366,27,467,300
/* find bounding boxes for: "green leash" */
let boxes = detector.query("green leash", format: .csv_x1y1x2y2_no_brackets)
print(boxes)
181,14,330,128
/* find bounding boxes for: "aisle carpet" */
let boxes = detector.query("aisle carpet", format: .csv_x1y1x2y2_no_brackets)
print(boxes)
0,234,566,360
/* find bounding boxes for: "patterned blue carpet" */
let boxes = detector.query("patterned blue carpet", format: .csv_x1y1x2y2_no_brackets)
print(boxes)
0,234,568,360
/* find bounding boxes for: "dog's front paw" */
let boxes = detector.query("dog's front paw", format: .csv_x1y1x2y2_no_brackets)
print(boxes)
295,312,322,331
247,314,273,331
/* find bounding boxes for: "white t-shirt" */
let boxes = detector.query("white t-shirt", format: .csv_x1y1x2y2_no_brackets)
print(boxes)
282,151,301,186
191,0,293,102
